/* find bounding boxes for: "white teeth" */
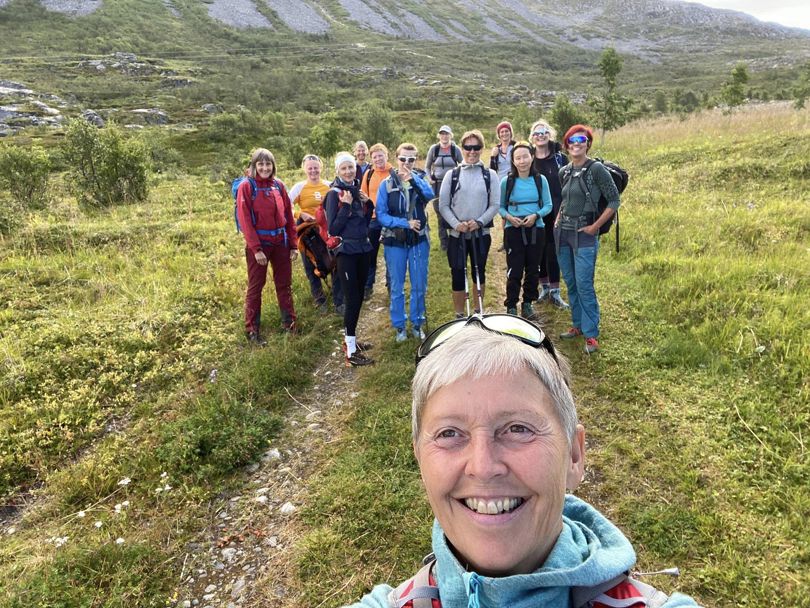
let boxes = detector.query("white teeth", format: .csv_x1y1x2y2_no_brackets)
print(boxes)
464,498,523,514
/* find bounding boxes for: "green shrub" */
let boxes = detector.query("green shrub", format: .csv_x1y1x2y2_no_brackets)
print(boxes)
0,143,51,210
60,119,149,209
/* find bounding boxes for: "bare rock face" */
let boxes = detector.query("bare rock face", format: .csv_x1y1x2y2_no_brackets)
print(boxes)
81,109,105,127
206,0,273,29
39,0,102,16
264,0,329,34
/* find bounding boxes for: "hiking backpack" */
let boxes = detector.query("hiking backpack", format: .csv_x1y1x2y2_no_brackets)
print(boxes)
560,158,628,252
295,220,336,280
448,165,494,228
390,556,671,608
503,173,546,212
231,176,286,234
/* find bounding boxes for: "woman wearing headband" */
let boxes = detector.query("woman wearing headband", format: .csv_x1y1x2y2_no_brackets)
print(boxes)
324,152,375,366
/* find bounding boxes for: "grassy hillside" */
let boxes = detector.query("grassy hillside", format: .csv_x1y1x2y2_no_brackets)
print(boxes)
0,104,807,606
271,104,810,607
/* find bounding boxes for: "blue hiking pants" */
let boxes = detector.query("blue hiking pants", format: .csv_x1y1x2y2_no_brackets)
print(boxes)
383,238,430,330
557,236,600,339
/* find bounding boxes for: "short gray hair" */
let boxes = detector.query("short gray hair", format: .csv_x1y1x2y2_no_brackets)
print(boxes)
412,326,577,444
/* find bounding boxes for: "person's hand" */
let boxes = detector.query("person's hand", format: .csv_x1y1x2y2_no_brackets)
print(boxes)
299,211,315,222
254,250,268,266
522,214,537,228
408,219,421,231
455,221,469,233
397,167,412,183
339,190,353,205
578,224,599,236
507,214,522,228
358,190,370,203
290,249,298,261
466,219,480,232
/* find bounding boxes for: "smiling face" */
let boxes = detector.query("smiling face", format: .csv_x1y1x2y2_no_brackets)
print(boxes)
512,146,533,176
354,143,368,163
566,131,590,161
439,131,451,146
461,136,483,165
371,150,387,170
256,159,274,179
414,371,585,577
338,160,356,183
304,159,322,182
498,126,512,144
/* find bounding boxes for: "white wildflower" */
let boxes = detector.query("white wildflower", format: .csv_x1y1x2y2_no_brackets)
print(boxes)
160,472,168,479
117,477,131,486
115,537,125,545
77,511,86,518
94,521,103,528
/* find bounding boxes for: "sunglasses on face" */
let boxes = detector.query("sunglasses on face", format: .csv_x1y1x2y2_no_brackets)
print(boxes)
398,156,416,163
567,135,589,145
532,129,550,137
462,143,483,151
415,313,559,368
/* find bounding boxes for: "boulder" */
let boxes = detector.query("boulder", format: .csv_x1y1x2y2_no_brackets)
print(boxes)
81,109,105,127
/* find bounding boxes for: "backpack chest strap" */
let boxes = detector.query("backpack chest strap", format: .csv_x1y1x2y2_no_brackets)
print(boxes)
390,561,439,608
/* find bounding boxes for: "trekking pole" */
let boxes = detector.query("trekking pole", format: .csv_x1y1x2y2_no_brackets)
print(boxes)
462,235,470,317
615,209,620,253
469,228,484,315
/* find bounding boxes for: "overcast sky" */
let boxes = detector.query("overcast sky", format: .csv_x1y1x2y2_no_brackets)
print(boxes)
691,0,810,30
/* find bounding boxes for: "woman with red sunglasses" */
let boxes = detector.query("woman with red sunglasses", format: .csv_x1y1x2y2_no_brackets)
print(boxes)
555,125,621,354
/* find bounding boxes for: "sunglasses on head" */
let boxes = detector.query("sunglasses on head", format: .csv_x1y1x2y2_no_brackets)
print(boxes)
415,313,559,368
462,143,483,151
567,135,589,145
303,154,320,162
532,129,550,137
398,156,416,163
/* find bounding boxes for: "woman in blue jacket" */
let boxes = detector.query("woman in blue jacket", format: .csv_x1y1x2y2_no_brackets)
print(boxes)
345,316,701,608
499,141,552,320
324,152,375,366
375,143,435,342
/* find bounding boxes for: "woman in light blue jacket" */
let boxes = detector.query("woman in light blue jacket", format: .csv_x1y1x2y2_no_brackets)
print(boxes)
345,316,702,608
499,141,552,320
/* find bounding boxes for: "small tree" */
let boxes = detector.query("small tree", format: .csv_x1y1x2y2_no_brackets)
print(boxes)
654,91,668,114
0,143,51,210
721,64,749,112
793,61,810,109
550,95,588,139
592,47,628,138
308,112,344,159
359,102,397,150
61,119,149,209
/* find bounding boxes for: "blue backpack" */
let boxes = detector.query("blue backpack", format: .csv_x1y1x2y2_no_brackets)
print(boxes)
231,176,288,245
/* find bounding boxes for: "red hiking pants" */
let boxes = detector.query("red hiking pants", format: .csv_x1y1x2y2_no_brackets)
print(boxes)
244,244,296,333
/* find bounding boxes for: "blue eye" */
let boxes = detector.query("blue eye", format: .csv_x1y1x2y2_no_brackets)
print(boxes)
508,424,531,434
438,429,458,439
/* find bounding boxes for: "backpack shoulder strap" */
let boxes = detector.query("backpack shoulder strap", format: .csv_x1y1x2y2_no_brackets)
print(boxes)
452,143,462,163
533,173,544,201
504,174,516,207
572,574,670,608
481,165,491,195
389,560,439,608
365,167,374,189
449,166,461,198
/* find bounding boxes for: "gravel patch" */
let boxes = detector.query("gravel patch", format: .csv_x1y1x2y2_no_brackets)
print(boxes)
399,10,443,41
207,0,272,29
39,0,102,15
264,0,329,34
163,0,180,18
338,0,398,36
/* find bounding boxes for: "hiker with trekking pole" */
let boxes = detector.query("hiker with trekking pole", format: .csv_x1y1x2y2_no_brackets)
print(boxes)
556,125,621,354
375,143,434,342
438,129,499,318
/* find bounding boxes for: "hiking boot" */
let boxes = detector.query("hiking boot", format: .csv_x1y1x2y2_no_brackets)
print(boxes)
395,328,407,342
521,302,536,320
537,285,550,303
549,288,569,309
345,349,375,367
282,321,298,335
364,286,373,301
412,326,426,340
560,327,582,340
356,341,373,352
584,337,599,354
506,306,518,316
247,331,267,347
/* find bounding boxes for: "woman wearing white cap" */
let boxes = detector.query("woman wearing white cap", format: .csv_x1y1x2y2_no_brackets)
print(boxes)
425,125,462,251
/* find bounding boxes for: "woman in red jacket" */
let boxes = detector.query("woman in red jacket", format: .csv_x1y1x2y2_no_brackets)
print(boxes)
235,148,298,343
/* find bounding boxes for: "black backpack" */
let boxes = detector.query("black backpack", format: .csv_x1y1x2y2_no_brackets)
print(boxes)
295,220,336,280
561,158,628,252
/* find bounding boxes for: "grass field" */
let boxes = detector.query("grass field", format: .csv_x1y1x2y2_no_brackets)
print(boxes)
0,103,808,606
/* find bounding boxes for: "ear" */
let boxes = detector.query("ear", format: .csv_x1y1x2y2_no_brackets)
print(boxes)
566,424,586,492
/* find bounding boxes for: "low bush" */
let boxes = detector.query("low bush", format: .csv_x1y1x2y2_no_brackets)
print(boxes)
0,142,51,211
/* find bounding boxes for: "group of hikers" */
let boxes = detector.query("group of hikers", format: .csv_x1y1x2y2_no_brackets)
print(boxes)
234,119,621,366
235,123,705,606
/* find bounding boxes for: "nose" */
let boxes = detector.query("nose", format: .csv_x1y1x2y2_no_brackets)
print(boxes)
464,433,508,480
